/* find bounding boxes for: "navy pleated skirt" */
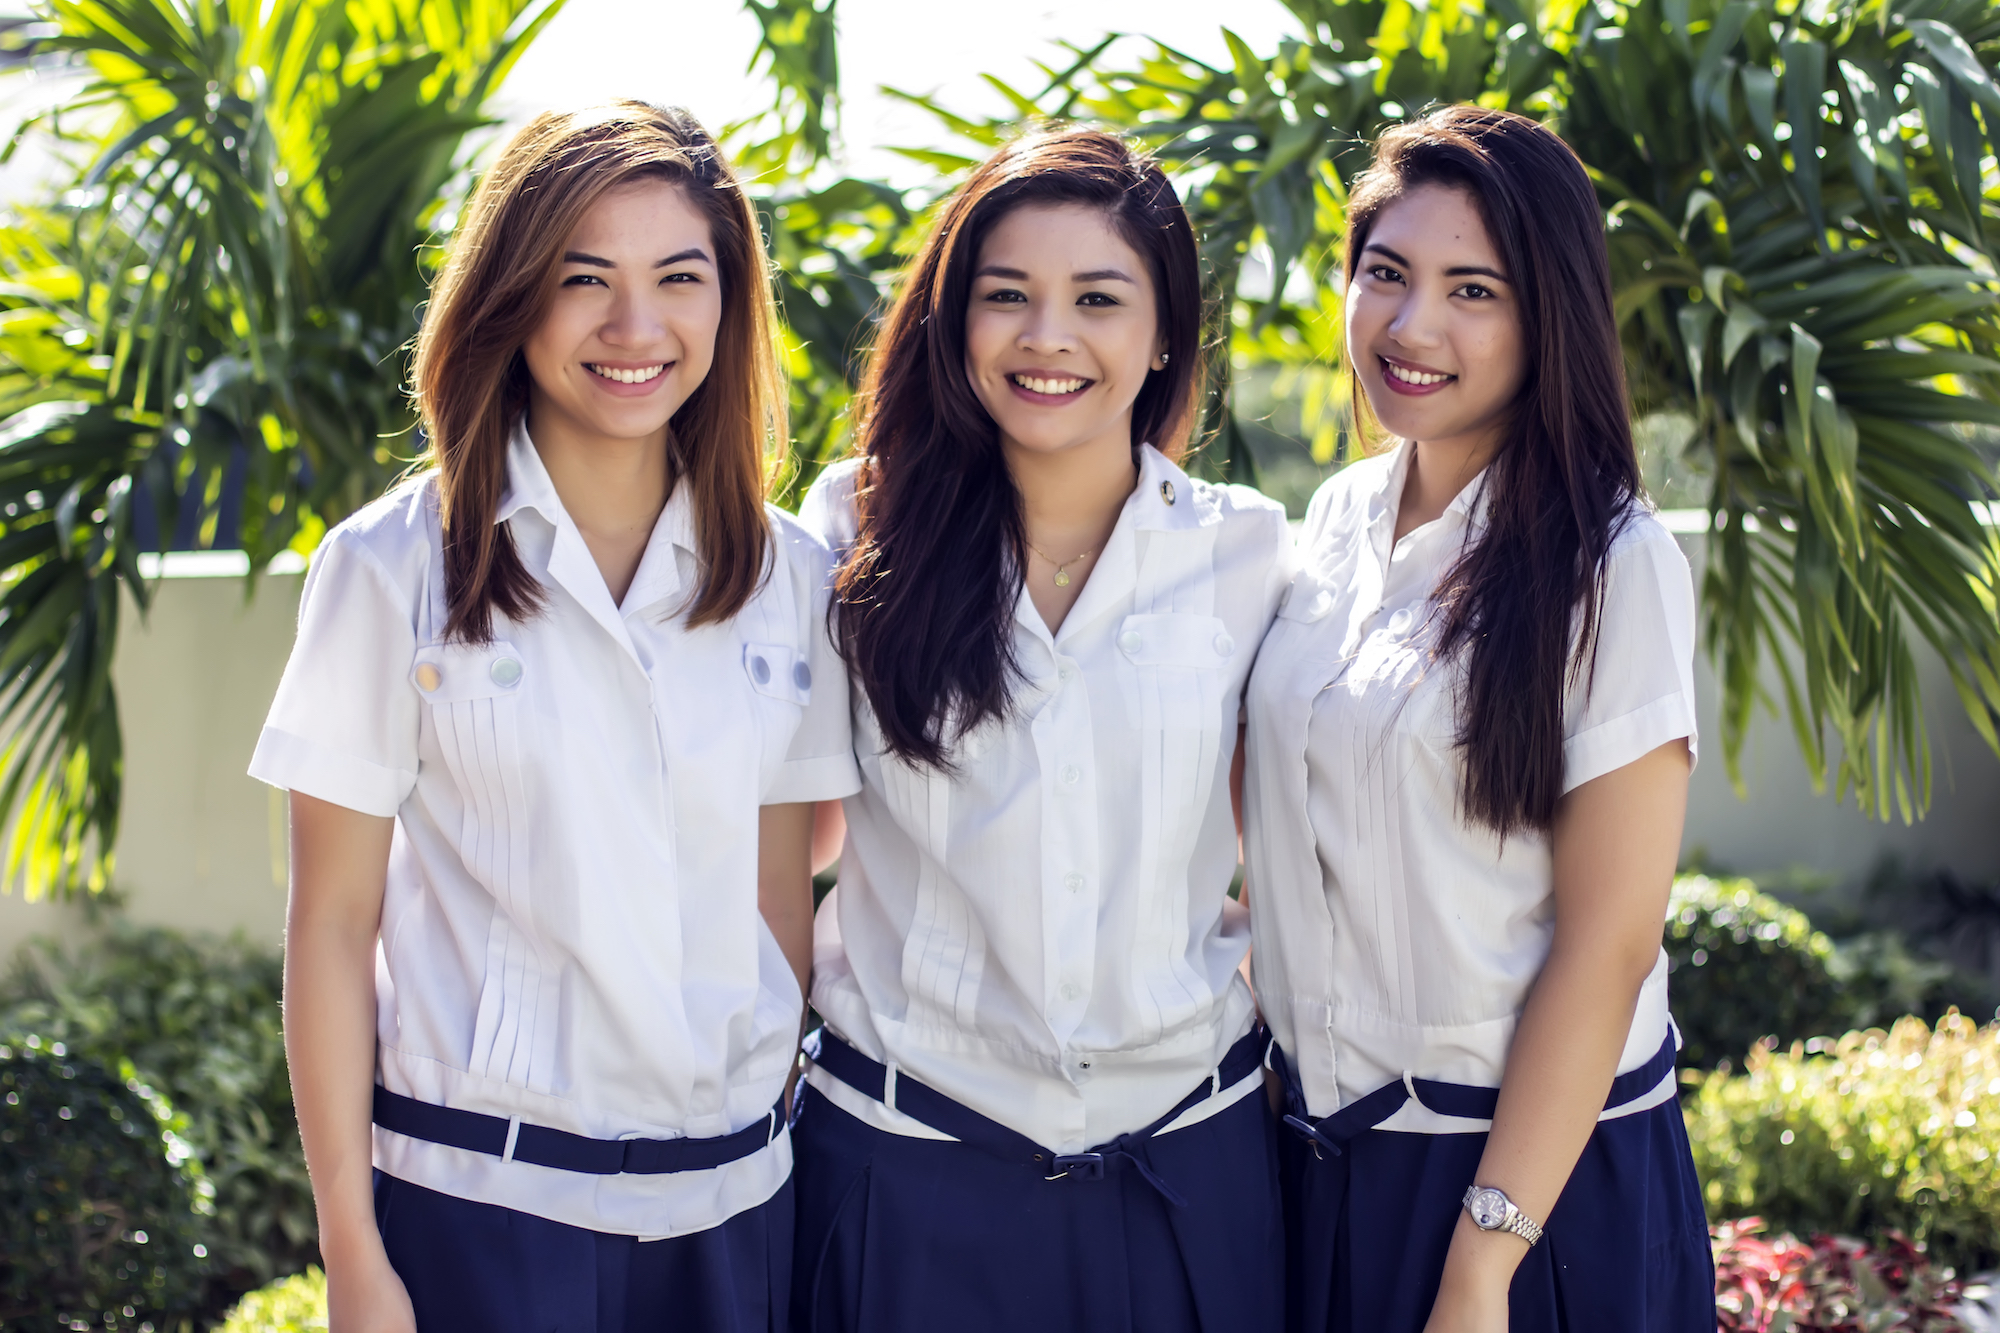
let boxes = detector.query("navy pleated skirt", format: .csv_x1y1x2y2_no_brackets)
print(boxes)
791,1077,1284,1333
1281,1091,1714,1333
374,1170,792,1333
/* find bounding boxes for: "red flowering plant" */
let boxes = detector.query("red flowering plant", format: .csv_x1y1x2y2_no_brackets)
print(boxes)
1713,1218,1969,1332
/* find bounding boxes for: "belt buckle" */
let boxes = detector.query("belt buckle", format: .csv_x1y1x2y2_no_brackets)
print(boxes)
1047,1152,1105,1181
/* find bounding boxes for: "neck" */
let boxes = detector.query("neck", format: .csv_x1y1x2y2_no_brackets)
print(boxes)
1004,427,1138,559
525,395,672,537
1395,426,1501,543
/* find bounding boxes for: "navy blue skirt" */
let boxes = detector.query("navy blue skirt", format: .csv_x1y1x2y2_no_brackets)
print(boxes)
374,1170,792,1333
1279,1063,1714,1333
791,1070,1283,1333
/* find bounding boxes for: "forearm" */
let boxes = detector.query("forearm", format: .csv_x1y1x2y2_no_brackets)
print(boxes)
758,802,817,1003
282,792,397,1276
1430,740,1687,1316
1440,946,1649,1285
285,900,388,1267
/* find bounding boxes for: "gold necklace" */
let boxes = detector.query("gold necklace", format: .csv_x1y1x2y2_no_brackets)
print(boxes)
1026,540,1096,588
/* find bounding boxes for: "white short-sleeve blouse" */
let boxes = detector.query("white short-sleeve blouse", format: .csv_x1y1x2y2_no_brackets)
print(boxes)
800,446,1292,1154
249,420,860,1237
1244,442,1698,1131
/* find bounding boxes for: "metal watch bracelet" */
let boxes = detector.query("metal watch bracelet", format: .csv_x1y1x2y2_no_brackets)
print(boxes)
1462,1184,1545,1246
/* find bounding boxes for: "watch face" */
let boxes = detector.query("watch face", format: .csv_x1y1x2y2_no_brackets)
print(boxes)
1469,1188,1508,1229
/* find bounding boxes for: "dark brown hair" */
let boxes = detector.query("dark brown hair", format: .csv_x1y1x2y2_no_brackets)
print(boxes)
835,125,1205,768
412,102,783,642
1344,106,1642,837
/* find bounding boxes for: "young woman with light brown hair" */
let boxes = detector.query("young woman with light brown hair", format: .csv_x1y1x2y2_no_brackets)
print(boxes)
252,102,856,1332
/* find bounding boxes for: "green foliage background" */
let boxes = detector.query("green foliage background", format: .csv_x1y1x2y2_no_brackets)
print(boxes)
0,0,1992,903
0,1033,212,1330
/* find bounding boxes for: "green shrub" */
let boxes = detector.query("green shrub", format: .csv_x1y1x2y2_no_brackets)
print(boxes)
1666,874,1854,1070
1684,1013,2000,1273
0,926,313,1319
216,1268,325,1333
0,1033,211,1330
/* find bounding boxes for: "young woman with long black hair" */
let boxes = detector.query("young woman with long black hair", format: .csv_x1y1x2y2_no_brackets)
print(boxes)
255,104,855,1332
1244,106,1714,1332
793,126,1290,1333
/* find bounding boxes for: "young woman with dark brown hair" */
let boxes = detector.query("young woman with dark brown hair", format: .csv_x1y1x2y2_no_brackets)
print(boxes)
1244,106,1714,1332
252,103,857,1332
792,125,1290,1333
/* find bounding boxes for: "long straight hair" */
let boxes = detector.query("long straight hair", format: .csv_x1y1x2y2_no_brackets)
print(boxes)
836,126,1205,769
1344,106,1642,837
412,102,783,642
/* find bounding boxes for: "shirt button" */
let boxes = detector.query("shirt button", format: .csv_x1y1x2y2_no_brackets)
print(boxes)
1118,631,1143,654
750,654,771,685
1159,480,1176,505
489,657,522,687
1213,633,1234,657
1388,608,1415,635
1059,664,1077,681
414,662,442,693
793,660,812,691
1060,982,1080,1001
1063,872,1085,892
1059,764,1081,786
1078,1059,1093,1070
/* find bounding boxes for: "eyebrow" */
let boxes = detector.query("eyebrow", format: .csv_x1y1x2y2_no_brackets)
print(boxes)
562,247,713,268
1363,242,1509,283
973,264,1138,283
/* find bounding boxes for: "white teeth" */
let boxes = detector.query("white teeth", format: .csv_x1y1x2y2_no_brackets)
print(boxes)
588,363,666,384
1012,374,1087,395
1384,361,1452,386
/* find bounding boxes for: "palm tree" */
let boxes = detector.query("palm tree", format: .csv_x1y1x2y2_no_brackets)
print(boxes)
0,0,564,895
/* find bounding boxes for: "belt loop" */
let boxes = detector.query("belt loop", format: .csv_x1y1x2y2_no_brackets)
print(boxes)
1401,1070,1420,1110
766,1107,779,1145
883,1062,899,1116
1210,1067,1221,1099
501,1116,522,1164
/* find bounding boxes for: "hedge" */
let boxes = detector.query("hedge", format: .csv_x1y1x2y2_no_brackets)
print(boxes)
1685,1012,2000,1273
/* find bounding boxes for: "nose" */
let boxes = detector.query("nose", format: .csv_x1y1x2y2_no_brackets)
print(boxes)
1015,297,1077,356
1385,283,1447,351
599,286,672,351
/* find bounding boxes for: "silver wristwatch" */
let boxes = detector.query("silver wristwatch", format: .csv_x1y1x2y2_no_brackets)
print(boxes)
1462,1185,1544,1246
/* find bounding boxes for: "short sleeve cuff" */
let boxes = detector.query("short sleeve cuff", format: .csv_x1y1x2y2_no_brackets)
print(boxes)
762,752,862,806
1561,694,1698,794
249,725,416,818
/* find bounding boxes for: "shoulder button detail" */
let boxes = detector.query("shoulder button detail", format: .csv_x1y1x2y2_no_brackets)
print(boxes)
1214,633,1235,657
793,660,812,692
1118,630,1144,654
1160,480,1176,505
415,662,442,693
750,654,772,686
489,657,523,687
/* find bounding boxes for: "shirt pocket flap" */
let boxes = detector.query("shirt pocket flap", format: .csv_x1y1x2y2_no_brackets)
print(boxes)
1116,613,1236,669
744,641,811,705
410,640,526,703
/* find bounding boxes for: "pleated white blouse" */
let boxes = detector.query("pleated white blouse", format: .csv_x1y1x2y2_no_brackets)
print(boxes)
1245,442,1698,1133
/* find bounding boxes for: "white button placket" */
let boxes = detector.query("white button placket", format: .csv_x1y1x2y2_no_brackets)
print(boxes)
1034,643,1101,1086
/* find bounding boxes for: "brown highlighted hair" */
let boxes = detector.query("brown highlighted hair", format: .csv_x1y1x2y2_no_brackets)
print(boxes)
412,101,782,642
1344,105,1642,837
836,125,1205,769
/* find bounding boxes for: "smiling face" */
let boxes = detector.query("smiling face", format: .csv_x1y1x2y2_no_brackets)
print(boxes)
963,202,1165,463
1345,181,1527,458
522,176,721,450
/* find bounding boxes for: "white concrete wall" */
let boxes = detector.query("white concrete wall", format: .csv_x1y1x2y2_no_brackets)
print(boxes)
0,533,1995,954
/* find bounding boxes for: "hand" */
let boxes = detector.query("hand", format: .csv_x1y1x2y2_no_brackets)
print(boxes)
327,1250,418,1333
